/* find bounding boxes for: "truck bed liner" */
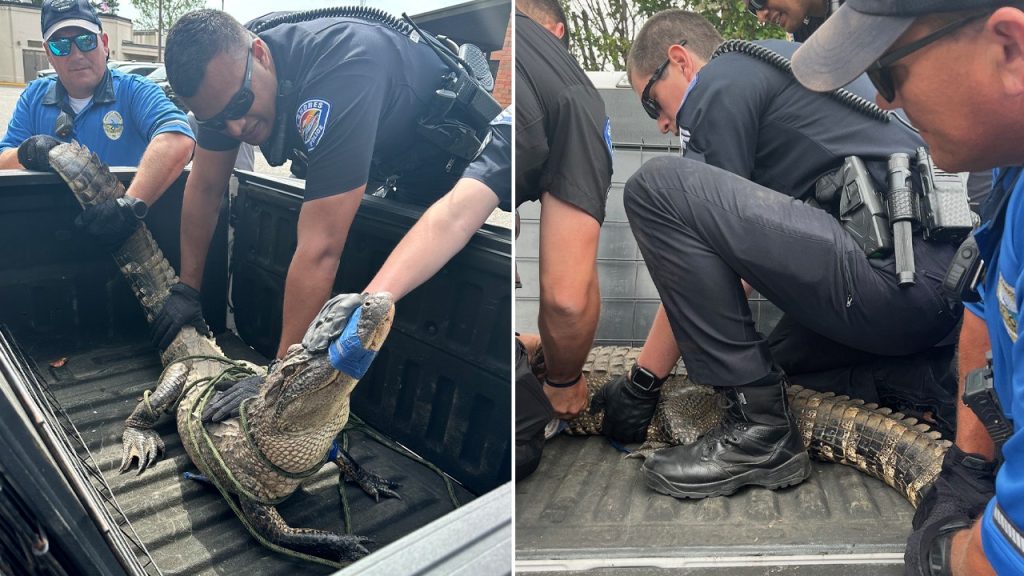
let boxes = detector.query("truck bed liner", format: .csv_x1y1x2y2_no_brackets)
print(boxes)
516,435,910,575
36,334,473,575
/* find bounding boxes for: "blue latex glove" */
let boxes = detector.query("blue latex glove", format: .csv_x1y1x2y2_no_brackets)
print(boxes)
328,305,378,379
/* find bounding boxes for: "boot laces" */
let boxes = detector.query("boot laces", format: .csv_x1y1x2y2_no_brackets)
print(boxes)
700,394,746,457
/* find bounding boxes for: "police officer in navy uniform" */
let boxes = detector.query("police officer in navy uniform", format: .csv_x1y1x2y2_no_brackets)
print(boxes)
598,9,967,498
744,0,844,41
515,4,613,480
151,9,497,366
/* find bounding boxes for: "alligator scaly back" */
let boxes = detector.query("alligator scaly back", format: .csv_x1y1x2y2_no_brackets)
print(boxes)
565,346,950,506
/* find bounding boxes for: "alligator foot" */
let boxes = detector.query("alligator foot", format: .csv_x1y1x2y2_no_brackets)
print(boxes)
239,497,372,563
334,449,401,502
119,427,165,474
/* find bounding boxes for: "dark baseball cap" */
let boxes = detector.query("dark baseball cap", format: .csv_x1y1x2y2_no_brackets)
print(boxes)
793,0,1017,92
41,0,102,41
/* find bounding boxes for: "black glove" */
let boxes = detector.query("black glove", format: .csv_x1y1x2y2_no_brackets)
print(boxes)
74,198,142,252
904,445,996,576
17,135,61,171
151,283,211,351
913,445,996,530
590,363,665,444
202,369,268,423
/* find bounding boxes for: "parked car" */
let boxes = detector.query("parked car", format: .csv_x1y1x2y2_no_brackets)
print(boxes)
116,62,160,77
36,60,144,80
147,65,188,112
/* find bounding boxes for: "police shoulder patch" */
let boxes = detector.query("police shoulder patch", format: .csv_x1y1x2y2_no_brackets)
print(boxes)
296,99,331,152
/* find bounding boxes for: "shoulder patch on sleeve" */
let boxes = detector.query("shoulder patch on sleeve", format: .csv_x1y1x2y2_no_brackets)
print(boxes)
296,99,331,152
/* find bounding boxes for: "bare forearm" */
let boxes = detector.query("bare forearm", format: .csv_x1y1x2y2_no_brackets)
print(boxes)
956,311,995,459
125,133,194,205
637,305,682,378
279,249,342,357
536,193,602,382
179,178,225,289
365,178,498,301
0,148,20,168
276,189,363,357
538,265,599,381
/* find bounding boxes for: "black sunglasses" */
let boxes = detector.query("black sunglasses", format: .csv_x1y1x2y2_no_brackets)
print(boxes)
197,48,254,131
641,39,687,120
47,33,98,57
747,0,766,16
867,11,989,103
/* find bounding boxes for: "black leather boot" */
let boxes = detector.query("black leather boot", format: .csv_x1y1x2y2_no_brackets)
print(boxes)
641,378,810,498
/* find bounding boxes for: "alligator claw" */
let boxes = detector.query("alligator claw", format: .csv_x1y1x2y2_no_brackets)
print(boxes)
345,469,401,503
120,427,165,474
335,534,374,561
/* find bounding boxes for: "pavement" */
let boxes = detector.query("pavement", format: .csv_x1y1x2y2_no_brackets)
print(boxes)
0,84,511,228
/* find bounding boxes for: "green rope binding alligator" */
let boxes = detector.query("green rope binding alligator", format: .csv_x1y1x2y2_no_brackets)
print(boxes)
49,142,398,568
546,345,951,507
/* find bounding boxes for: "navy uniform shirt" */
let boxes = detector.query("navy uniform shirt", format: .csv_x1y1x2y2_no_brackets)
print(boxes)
198,14,454,202
462,106,512,212
791,1,844,43
515,11,613,224
676,39,923,199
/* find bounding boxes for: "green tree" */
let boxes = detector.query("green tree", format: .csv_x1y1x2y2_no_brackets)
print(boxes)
565,0,785,71
130,0,205,33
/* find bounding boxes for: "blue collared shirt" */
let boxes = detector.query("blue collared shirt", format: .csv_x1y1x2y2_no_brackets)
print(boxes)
965,167,1024,574
0,69,193,165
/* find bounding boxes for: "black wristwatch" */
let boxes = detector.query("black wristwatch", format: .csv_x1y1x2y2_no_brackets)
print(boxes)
629,363,666,392
117,196,149,219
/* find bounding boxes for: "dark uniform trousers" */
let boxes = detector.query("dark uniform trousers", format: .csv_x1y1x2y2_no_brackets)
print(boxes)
625,157,962,434
516,339,553,480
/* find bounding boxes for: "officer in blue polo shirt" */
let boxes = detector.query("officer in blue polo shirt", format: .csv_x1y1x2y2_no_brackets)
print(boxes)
0,0,194,251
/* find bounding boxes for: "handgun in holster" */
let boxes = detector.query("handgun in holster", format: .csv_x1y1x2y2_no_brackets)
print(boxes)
964,351,1014,456
815,156,892,258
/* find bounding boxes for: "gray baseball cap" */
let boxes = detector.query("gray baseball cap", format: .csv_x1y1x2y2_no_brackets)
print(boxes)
792,0,1016,92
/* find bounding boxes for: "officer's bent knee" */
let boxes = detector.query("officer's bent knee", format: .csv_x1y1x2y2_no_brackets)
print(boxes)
624,156,681,207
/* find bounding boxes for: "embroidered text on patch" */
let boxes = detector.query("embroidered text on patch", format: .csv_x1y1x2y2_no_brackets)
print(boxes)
296,99,331,152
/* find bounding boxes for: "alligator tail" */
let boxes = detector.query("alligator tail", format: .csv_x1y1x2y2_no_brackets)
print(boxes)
48,142,178,321
565,346,949,506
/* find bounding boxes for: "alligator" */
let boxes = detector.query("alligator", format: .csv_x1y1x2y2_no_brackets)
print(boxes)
543,345,950,507
48,142,398,568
